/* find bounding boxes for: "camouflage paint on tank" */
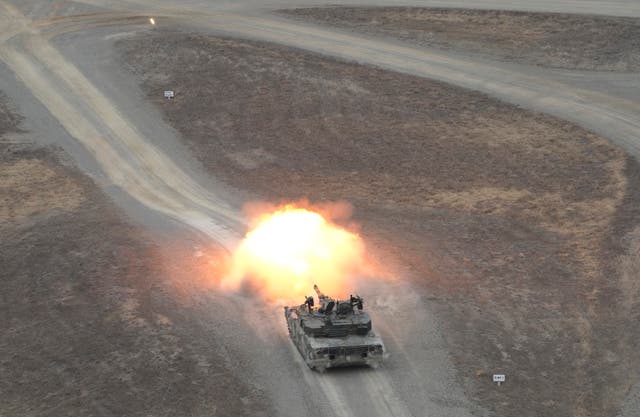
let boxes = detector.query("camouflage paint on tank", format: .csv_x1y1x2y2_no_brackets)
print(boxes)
284,286,386,372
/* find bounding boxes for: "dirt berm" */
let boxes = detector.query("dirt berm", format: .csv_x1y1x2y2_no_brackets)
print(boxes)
118,32,640,417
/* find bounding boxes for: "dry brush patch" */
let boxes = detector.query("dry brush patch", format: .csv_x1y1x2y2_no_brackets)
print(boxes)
0,158,85,222
118,33,640,416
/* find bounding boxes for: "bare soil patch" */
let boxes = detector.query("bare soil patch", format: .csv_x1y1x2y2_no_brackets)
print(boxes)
117,32,640,416
280,7,640,72
0,97,272,417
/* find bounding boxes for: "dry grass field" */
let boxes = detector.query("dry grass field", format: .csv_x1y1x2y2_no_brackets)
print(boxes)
117,32,640,416
0,97,272,417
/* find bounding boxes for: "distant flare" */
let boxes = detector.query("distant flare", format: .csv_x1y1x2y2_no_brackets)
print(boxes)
149,17,156,25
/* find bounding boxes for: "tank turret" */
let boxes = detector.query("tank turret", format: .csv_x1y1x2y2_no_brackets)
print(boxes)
284,285,386,372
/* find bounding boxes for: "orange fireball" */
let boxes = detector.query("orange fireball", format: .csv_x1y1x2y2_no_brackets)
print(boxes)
224,205,365,301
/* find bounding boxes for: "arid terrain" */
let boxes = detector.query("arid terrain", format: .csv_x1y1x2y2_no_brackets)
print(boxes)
0,97,272,417
280,7,640,71
117,32,640,416
2,0,640,416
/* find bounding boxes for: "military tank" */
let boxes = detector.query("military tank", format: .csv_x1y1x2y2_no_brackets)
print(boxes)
284,284,385,372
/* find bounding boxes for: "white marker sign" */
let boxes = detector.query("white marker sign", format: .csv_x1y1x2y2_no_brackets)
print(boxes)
164,90,174,99
493,374,506,385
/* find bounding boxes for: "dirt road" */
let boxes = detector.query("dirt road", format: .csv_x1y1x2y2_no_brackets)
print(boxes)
1,1,639,416
280,7,640,71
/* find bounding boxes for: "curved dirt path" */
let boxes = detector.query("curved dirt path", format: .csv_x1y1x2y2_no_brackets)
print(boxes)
176,11,640,160
0,3,476,417
56,0,640,160
0,2,244,243
1,1,640,416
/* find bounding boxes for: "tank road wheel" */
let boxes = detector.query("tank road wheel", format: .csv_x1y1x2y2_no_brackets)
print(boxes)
306,349,318,371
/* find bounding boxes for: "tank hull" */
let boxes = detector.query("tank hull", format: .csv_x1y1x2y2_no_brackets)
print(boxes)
285,306,385,371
